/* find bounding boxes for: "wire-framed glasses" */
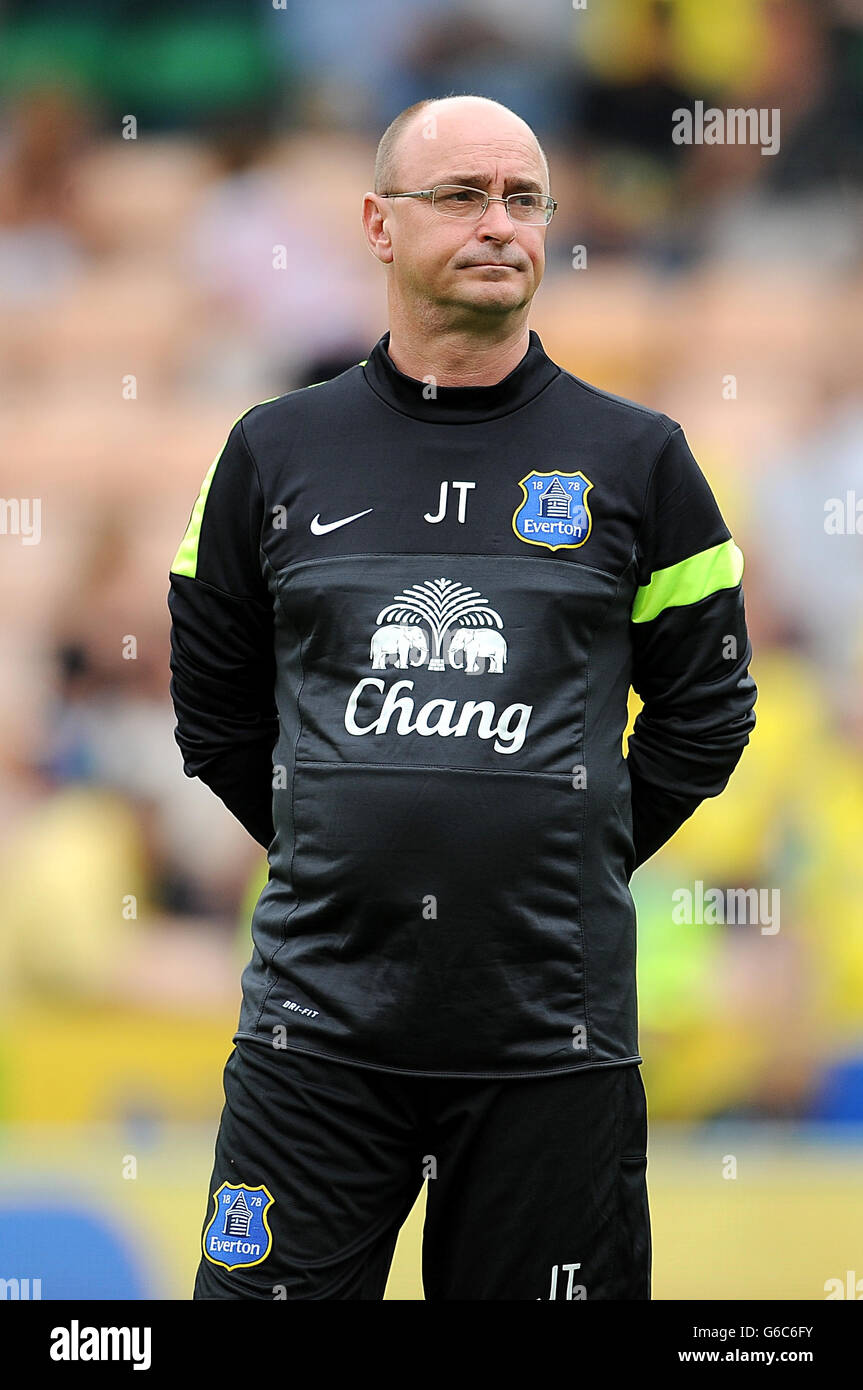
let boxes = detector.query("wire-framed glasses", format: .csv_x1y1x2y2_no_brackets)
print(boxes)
380,184,557,226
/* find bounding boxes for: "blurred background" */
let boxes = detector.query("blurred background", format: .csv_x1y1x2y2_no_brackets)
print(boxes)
0,0,861,1301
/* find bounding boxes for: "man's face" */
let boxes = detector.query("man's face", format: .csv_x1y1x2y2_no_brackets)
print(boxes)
367,107,549,326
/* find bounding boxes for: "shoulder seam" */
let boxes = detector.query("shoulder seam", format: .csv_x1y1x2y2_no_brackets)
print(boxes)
557,368,679,427
632,423,683,578
237,415,265,500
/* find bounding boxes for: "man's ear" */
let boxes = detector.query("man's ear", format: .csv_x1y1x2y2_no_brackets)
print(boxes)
362,192,394,265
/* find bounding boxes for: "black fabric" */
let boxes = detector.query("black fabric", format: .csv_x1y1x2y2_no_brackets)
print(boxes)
168,572,278,848
363,329,560,423
167,331,756,1076
193,1039,650,1301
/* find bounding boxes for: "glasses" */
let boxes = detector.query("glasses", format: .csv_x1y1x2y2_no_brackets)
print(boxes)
380,184,557,226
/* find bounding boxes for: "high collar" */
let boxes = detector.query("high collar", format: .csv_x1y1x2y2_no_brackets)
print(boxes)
362,329,560,424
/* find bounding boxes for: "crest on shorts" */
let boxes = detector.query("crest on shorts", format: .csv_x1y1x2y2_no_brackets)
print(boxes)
202,1182,274,1270
512,470,593,551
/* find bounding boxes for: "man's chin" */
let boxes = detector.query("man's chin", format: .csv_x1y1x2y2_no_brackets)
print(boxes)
447,284,531,316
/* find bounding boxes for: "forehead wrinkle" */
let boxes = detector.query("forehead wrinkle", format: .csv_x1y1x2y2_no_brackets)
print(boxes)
404,131,547,189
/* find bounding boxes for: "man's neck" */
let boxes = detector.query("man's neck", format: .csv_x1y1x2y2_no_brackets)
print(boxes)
385,322,532,388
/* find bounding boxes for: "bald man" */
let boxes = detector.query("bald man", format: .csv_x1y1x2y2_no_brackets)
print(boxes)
170,95,756,1300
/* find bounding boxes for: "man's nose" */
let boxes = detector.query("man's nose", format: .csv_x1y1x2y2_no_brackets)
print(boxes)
475,199,516,240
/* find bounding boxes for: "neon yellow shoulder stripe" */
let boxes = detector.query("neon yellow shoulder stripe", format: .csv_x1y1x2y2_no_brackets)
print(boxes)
170,365,368,578
170,398,280,579
631,538,744,624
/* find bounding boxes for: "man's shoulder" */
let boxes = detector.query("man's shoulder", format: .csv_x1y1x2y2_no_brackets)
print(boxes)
550,362,680,442
237,360,369,444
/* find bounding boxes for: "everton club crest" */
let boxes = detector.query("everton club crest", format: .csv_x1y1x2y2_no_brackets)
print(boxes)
203,1181,275,1271
512,470,593,551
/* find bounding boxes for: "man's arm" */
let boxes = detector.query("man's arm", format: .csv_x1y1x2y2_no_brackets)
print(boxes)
167,414,278,850
626,422,757,871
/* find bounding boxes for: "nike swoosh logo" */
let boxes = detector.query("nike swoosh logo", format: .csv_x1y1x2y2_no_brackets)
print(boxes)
310,508,373,535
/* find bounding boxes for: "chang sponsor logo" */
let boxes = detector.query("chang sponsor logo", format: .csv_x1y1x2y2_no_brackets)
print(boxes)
344,576,533,754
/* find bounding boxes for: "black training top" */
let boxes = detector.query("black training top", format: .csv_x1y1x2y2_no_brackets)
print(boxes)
167,329,757,1078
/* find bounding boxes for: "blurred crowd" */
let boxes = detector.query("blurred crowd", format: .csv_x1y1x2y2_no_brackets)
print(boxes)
0,0,862,1123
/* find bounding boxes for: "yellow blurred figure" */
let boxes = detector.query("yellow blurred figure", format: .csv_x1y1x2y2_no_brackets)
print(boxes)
577,0,766,92
0,784,148,1002
629,644,862,1119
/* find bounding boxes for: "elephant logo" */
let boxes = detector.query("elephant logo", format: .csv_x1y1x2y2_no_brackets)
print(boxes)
370,623,429,670
371,577,506,674
447,627,507,673
512,469,593,551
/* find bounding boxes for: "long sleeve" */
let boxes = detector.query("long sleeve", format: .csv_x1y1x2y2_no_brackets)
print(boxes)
625,422,757,870
167,414,278,850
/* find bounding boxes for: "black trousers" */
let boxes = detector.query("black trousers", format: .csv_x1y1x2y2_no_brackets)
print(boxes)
193,1039,651,1301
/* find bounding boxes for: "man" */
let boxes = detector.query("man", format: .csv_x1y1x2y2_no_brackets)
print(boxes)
168,95,757,1300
